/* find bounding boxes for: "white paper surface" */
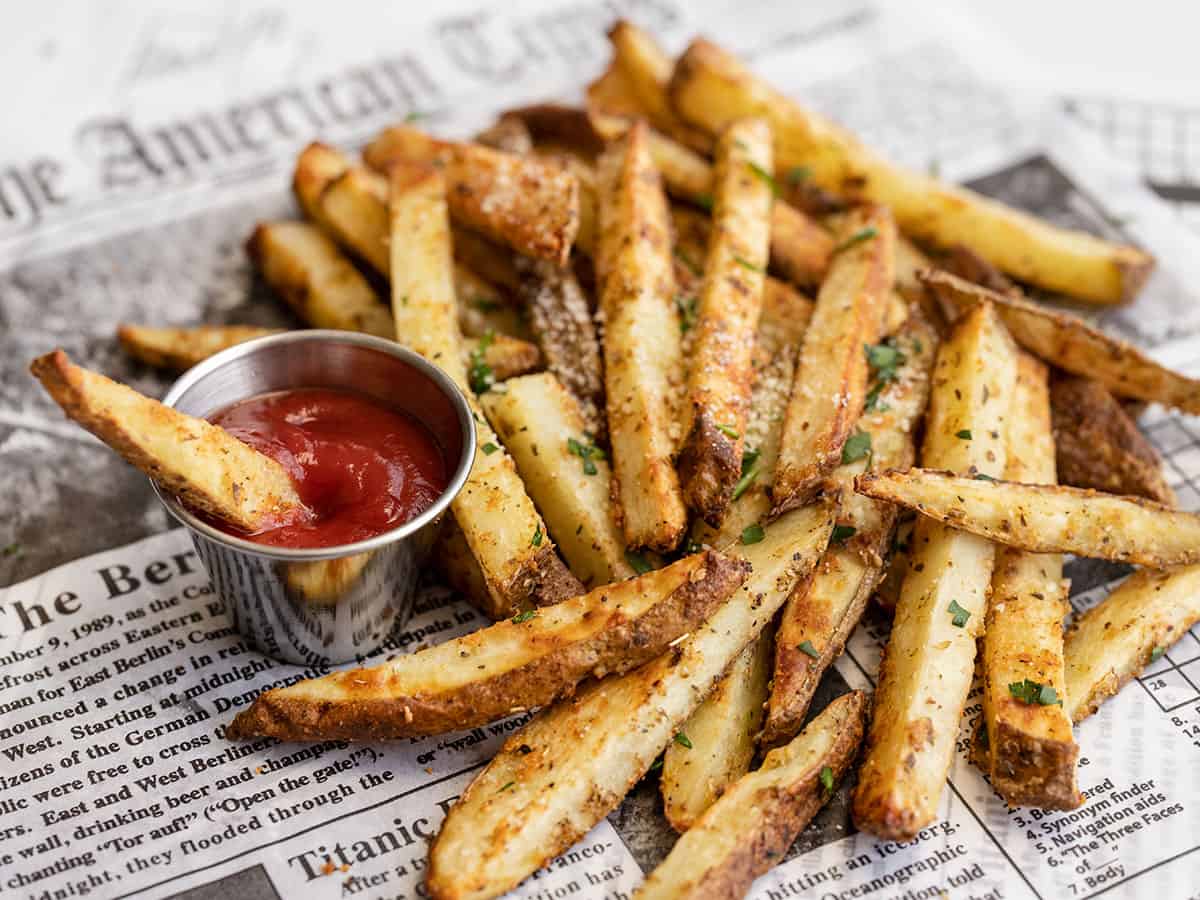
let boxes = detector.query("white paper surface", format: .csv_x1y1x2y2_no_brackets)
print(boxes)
3,2,1200,899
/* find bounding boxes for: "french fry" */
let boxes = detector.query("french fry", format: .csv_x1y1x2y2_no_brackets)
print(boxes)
637,691,869,900
893,236,948,334
763,315,937,747
856,468,1200,568
669,38,1154,304
1051,375,1176,505
606,19,714,154
117,324,284,371
678,118,774,525
451,227,521,294
852,302,1018,841
30,350,303,533
514,256,606,438
691,277,813,549
596,122,688,552
979,354,1081,810
246,221,393,338
293,142,350,224
474,114,534,155
506,103,604,159
771,205,896,512
1064,565,1200,724
228,551,747,741
922,269,1200,413
426,496,838,900
481,374,632,588
454,264,532,342
467,334,540,382
389,162,582,614
363,125,580,265
661,630,772,832
317,166,392,273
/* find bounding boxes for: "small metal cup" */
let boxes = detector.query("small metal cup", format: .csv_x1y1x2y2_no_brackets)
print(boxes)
152,330,475,665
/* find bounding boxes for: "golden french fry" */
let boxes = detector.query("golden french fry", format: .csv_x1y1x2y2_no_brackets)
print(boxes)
678,118,774,525
426,496,838,900
227,551,746,741
117,324,284,371
922,269,1200,413
293,141,350,224
772,205,896,512
636,691,868,900
596,121,688,552
857,468,1200,568
246,221,393,338
669,38,1153,304
1065,565,1200,724
31,350,302,533
852,302,1018,841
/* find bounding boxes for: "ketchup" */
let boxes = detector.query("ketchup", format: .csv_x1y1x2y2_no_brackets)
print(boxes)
209,387,448,549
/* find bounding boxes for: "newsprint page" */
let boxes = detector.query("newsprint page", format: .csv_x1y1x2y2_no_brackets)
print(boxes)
3,3,1200,899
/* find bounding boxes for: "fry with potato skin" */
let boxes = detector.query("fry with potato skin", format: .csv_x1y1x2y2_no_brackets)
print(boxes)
851,302,1018,841
595,122,688,552
227,551,747,741
117,324,285,371
669,38,1153,304
246,221,393,338
389,163,581,615
293,141,350,224
481,374,631,588
922,269,1200,413
856,468,1200,568
979,353,1081,810
1065,565,1200,724
426,496,838,900
1050,374,1176,505
637,691,869,900
363,125,580,265
678,118,774,526
30,351,303,534
764,315,937,748
771,205,896,513
661,630,773,832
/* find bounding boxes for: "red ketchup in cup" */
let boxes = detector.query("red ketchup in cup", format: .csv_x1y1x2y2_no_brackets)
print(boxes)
209,387,448,548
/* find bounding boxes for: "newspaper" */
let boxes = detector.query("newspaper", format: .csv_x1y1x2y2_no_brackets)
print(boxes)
3,2,1200,898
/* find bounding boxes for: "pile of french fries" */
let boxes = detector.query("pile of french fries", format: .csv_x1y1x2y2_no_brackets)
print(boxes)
31,21,1200,900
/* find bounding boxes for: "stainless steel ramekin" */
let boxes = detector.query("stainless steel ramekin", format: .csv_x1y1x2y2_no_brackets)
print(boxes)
152,330,475,665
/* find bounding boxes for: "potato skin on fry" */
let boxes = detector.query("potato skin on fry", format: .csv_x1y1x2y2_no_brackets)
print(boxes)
771,205,896,513
1051,374,1175,505
856,468,1200,568
678,118,774,526
30,350,303,534
923,269,1200,413
636,691,868,900
227,551,747,741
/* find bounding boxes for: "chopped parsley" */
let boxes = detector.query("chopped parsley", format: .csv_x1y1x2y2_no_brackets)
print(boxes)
716,423,740,440
684,539,703,555
481,442,499,455
1151,646,1166,662
841,430,872,464
956,429,973,440
530,525,543,548
648,756,664,773
741,523,765,545
733,254,765,274
497,781,516,793
787,166,811,185
404,110,427,123
831,524,857,544
972,472,998,482
746,160,779,196
835,226,877,253
468,331,496,393
695,193,714,212
948,599,971,628
819,765,835,794
511,609,538,624
567,436,605,475
1008,679,1061,706
625,551,653,574
2,543,20,558
674,247,702,277
863,337,908,412
732,448,761,500
798,640,820,660
473,296,500,312
673,732,693,749
676,294,699,333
